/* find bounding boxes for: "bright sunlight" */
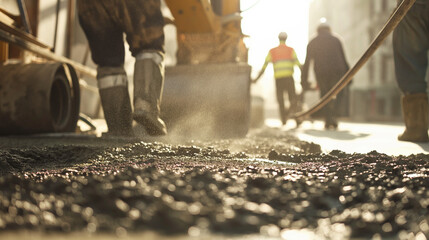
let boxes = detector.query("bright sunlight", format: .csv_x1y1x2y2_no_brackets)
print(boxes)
241,0,312,113
241,0,311,66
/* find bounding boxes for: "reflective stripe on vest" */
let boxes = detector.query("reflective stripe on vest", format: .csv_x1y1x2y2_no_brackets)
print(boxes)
273,60,295,78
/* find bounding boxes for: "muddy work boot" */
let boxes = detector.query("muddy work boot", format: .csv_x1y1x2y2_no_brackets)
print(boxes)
398,93,429,142
324,101,338,130
133,51,167,136
324,116,338,130
98,73,133,137
99,88,133,137
324,120,338,130
278,107,288,125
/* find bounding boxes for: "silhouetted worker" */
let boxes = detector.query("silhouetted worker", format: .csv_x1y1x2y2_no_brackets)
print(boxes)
253,32,302,125
301,22,350,129
77,0,167,136
393,0,429,142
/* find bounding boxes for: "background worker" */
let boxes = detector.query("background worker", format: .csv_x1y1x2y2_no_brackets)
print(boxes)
252,32,302,126
77,0,167,136
301,22,350,130
393,0,429,142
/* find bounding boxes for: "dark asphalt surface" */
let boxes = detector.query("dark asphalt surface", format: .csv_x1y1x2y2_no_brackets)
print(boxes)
0,127,428,239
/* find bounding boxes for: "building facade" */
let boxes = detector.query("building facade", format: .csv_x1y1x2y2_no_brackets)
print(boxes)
308,0,403,122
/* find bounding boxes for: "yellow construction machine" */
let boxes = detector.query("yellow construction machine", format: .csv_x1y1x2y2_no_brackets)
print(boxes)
162,0,252,138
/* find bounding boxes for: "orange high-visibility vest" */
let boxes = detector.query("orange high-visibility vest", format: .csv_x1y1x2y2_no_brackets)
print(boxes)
270,45,294,62
261,43,300,79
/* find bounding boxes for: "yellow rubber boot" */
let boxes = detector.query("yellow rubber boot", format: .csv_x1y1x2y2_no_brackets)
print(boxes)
398,93,429,142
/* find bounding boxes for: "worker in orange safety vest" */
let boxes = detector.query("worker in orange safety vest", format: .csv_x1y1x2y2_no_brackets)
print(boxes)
252,32,302,126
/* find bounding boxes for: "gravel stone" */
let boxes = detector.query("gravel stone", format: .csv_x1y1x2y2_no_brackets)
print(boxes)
0,128,427,239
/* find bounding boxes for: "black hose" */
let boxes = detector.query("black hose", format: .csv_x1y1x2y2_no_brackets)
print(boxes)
293,0,416,120
79,113,97,131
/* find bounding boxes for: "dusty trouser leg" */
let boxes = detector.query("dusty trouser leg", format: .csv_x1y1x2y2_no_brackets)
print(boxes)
77,1,132,136
111,0,166,135
285,77,297,114
285,77,302,127
319,82,338,129
97,67,133,136
324,99,338,129
393,1,429,142
133,51,167,135
275,78,288,125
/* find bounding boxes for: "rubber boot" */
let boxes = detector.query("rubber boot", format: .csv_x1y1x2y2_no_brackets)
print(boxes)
99,86,133,136
398,93,429,142
324,101,338,130
280,109,288,125
133,51,167,136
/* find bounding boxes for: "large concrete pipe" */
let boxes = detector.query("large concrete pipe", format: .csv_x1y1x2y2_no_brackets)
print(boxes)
0,62,80,135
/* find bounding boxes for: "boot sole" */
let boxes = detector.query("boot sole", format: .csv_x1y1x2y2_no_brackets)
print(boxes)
398,135,429,142
133,113,167,136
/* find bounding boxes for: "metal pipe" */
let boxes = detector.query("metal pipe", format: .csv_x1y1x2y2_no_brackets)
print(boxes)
0,62,80,135
52,0,61,52
16,0,32,34
0,27,96,78
293,0,416,120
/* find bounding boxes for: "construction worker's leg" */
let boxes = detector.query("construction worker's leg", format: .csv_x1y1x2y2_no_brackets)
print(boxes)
132,51,167,136
285,77,302,127
97,68,133,136
121,0,165,56
324,99,338,129
285,77,297,114
397,93,429,142
121,0,167,135
393,2,428,94
319,84,336,129
77,0,126,67
325,77,339,129
275,78,287,125
393,1,429,142
77,1,133,136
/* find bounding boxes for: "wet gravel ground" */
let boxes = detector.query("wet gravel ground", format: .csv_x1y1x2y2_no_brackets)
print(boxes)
0,128,428,239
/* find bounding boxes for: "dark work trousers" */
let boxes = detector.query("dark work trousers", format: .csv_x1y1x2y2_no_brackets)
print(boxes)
275,77,297,124
319,82,338,125
77,0,165,68
393,0,429,94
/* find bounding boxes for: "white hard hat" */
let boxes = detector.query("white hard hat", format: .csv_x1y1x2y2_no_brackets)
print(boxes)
318,18,331,30
278,32,288,40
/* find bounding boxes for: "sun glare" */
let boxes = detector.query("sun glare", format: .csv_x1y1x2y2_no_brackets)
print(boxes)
241,0,311,66
241,0,312,110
